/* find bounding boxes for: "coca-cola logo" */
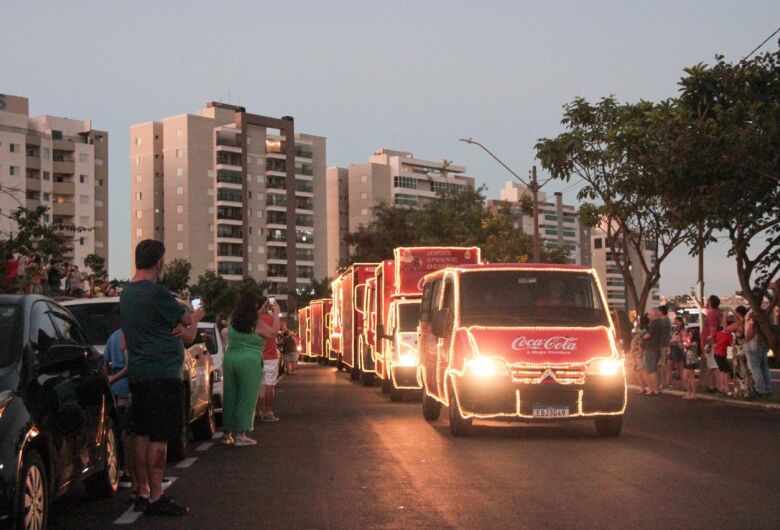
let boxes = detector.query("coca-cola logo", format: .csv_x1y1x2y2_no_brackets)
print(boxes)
511,336,577,354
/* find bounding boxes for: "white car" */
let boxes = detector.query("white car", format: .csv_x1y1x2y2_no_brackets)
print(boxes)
197,322,225,415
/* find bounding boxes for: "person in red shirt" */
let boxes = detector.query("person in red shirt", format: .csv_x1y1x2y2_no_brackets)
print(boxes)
257,309,281,422
713,326,734,395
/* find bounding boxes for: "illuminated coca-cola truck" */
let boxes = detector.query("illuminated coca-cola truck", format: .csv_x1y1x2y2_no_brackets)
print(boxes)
359,277,378,386
417,263,626,437
375,247,481,401
329,263,378,379
308,299,332,363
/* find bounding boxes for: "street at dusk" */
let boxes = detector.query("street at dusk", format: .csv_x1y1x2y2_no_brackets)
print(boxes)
45,363,780,530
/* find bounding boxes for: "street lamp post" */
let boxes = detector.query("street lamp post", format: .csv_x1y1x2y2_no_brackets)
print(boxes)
459,138,548,262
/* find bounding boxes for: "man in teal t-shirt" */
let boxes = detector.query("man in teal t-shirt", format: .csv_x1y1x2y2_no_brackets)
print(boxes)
120,239,192,517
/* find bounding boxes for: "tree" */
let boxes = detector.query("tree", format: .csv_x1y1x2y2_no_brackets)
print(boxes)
536,97,694,314
668,47,780,351
2,205,70,260
343,186,563,265
191,271,231,317
84,253,107,282
162,258,192,296
295,276,332,309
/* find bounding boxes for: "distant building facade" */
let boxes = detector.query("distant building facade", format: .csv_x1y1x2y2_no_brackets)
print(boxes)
130,101,325,310
325,148,475,277
0,93,109,268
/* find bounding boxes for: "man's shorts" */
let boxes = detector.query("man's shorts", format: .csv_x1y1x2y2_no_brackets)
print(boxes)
714,355,733,376
114,395,130,432
263,359,279,386
658,347,671,367
129,379,184,443
643,349,661,374
703,345,718,370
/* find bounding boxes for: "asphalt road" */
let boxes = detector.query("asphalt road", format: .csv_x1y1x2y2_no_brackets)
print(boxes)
50,363,780,530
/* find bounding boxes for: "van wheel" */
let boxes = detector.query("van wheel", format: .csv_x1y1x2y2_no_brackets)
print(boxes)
381,376,391,394
448,382,472,436
422,390,442,421
168,401,189,462
16,449,47,530
389,385,404,402
192,387,216,441
595,416,623,437
85,418,120,498
361,371,374,387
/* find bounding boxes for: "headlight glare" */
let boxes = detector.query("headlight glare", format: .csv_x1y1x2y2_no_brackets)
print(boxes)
587,358,623,376
466,357,508,378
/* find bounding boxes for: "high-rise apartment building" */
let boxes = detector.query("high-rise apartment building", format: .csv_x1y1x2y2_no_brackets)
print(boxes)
589,218,660,311
0,93,109,267
325,148,475,276
130,101,325,310
487,181,583,264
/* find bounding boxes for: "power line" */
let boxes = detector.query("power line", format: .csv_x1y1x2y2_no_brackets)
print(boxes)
744,24,780,60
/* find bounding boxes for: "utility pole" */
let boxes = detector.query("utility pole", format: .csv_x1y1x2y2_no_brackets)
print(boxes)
459,138,548,262
697,222,705,332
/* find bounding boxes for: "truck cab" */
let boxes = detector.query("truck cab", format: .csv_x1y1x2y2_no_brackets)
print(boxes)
418,264,626,437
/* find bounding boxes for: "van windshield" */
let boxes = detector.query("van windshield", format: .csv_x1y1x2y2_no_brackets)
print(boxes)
397,302,421,332
459,270,609,327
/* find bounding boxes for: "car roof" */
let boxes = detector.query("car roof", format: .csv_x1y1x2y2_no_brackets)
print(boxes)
61,296,120,306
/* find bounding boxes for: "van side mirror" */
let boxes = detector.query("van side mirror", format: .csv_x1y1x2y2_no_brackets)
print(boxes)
432,308,450,338
377,324,391,340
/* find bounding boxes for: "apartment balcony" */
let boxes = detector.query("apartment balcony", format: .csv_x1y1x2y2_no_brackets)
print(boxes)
294,145,313,159
53,202,75,217
53,181,75,195
26,178,41,192
26,156,41,170
52,139,75,151
53,159,75,175
215,135,243,154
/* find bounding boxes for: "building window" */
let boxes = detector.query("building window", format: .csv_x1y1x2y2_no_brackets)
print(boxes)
42,148,50,159
136,175,142,183
393,176,418,189
79,195,89,205
176,149,183,158
176,168,183,176
136,211,142,219
177,186,183,195
136,228,143,237
95,200,104,208
176,129,183,138
43,192,50,201
9,166,18,176
361,175,367,183
177,205,184,213
361,208,368,216
136,192,142,200
177,223,183,232
136,156,141,166
43,171,50,181
79,174,87,184
9,144,17,153
97,179,104,187
135,137,142,146
177,242,183,250
79,153,89,163
361,192,368,200
594,238,602,249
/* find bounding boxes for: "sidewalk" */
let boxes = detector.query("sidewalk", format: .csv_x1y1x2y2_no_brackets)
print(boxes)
628,384,780,411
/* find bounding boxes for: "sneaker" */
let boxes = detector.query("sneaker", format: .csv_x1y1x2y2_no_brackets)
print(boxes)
119,474,132,489
133,496,150,512
145,494,189,516
161,477,173,487
263,412,280,422
234,434,258,447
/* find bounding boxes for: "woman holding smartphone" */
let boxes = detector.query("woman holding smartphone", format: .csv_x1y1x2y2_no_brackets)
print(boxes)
222,293,280,446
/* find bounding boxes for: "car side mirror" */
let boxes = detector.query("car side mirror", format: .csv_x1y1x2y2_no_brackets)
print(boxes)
38,344,87,373
432,308,450,338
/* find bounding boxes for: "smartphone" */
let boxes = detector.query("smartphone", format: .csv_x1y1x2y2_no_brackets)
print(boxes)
268,296,276,314
192,298,202,311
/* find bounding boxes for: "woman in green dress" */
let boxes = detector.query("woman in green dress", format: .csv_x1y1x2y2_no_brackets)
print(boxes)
222,293,280,446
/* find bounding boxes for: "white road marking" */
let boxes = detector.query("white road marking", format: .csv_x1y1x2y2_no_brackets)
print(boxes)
196,442,213,452
114,477,177,525
212,431,224,440
176,457,197,468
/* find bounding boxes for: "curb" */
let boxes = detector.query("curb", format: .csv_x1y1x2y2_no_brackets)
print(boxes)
627,384,780,411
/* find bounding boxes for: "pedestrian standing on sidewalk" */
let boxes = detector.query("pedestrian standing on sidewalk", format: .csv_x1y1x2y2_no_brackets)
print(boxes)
121,239,200,517
744,309,774,399
668,316,686,387
282,330,298,375
694,294,722,393
657,305,672,388
640,309,662,396
222,294,280,446
713,325,734,395
682,328,700,399
258,309,281,422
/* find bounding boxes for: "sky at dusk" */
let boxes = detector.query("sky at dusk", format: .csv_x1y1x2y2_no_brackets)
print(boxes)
2,0,779,297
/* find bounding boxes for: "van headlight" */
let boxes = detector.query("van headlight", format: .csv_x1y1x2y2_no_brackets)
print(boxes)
587,359,623,376
398,352,418,367
466,357,509,378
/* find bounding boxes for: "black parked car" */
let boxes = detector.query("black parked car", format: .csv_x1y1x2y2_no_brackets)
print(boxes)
0,295,119,530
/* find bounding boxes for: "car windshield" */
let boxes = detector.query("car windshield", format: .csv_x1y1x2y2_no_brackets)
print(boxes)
397,302,421,332
67,301,121,346
0,303,20,367
459,270,609,327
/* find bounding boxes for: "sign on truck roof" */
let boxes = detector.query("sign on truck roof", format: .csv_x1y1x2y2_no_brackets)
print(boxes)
392,246,481,296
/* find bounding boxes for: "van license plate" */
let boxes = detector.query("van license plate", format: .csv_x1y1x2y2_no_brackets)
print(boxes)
533,407,569,418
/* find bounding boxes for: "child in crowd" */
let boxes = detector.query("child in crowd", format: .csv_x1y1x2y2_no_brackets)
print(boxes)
682,328,700,399
713,325,734,396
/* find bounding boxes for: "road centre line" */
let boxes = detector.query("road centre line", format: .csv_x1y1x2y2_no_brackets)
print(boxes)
114,477,178,525
176,457,198,468
196,442,213,451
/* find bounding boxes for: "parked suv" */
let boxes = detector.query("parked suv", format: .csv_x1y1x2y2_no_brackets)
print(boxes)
62,297,216,460
196,321,224,416
0,295,120,530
